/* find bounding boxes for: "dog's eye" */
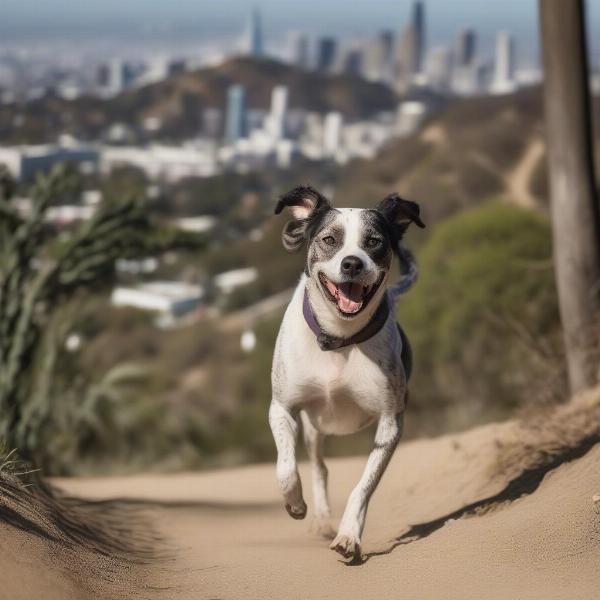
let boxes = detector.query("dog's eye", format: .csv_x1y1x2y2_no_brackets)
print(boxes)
365,237,381,248
322,236,336,246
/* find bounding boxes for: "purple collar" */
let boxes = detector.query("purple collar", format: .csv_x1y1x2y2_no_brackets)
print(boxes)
303,288,391,351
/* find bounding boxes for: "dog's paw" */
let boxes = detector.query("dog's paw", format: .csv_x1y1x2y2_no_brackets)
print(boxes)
310,518,336,540
330,532,361,559
285,500,307,520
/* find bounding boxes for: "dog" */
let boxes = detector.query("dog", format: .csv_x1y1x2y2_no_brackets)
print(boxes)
269,185,425,560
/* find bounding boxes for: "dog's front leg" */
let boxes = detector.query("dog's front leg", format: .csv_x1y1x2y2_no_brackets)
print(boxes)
269,400,307,520
331,411,403,559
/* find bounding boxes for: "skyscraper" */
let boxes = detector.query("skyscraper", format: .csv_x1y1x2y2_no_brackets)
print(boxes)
491,31,516,94
225,85,247,143
246,8,263,57
343,48,364,77
316,37,337,72
425,46,453,91
364,30,395,82
395,26,418,91
411,1,426,74
290,32,309,69
395,1,426,91
456,29,477,67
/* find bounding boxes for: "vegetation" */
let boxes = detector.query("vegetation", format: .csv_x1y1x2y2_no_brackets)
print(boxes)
0,164,203,467
2,87,593,473
400,202,563,429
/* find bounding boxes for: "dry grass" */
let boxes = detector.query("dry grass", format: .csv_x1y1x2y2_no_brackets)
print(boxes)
492,384,600,481
0,449,167,597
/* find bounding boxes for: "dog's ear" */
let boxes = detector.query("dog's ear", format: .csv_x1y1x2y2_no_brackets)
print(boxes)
275,186,332,252
376,193,425,238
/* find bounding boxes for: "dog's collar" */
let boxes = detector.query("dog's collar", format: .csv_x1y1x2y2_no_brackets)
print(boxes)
303,287,390,351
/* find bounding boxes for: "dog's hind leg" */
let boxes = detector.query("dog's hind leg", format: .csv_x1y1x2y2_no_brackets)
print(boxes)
269,400,307,520
300,411,335,539
330,411,404,559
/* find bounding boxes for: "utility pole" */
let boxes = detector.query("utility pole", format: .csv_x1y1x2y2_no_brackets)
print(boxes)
539,0,600,393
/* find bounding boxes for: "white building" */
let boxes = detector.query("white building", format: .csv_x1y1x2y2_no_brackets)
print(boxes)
174,216,217,234
396,101,427,136
111,281,204,326
213,267,258,295
265,85,289,141
101,143,218,181
491,31,517,95
0,144,99,181
323,112,343,159
425,46,453,92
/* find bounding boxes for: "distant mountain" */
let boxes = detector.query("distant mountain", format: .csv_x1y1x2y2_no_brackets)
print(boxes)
0,57,399,144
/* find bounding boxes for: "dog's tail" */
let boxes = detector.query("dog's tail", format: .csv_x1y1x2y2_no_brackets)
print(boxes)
388,245,418,304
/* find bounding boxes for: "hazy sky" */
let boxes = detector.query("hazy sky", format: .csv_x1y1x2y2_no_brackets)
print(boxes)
0,0,599,63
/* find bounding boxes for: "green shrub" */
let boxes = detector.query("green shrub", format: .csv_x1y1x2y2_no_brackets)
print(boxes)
400,201,561,428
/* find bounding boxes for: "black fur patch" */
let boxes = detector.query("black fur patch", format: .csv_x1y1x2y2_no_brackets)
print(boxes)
275,186,335,252
359,209,394,268
306,219,344,275
376,194,425,249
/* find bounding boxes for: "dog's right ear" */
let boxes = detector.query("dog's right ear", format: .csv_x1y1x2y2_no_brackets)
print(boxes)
274,186,332,252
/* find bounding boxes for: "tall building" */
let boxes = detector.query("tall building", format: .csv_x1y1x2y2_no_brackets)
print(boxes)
246,8,263,57
456,29,477,67
266,85,288,140
425,46,453,91
395,1,426,91
364,30,395,82
323,112,343,158
395,26,418,91
491,31,516,94
411,1,426,74
290,33,309,69
343,48,364,77
316,37,337,72
225,85,247,143
106,59,135,95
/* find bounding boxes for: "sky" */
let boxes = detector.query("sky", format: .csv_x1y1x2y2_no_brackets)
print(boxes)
0,0,598,64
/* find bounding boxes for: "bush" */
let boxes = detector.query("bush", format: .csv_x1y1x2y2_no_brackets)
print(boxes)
400,201,561,430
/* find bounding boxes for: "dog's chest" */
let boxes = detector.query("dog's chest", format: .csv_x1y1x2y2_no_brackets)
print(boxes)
295,348,391,435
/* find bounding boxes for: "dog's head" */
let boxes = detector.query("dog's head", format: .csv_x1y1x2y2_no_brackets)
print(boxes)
275,186,425,320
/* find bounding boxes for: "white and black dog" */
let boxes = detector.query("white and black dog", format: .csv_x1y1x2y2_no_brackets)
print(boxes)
269,185,425,560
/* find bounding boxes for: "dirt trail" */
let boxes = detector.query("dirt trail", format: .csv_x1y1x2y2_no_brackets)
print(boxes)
505,138,545,210
53,420,600,600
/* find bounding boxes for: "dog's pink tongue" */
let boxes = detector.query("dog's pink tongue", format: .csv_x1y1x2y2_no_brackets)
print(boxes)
337,282,363,313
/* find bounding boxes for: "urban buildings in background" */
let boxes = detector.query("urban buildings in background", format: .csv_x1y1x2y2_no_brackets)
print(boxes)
4,0,596,184
0,2,547,102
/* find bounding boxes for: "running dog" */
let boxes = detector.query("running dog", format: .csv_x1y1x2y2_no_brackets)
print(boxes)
269,186,424,559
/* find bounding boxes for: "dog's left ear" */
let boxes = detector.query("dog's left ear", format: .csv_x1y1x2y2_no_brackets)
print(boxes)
376,193,425,237
275,186,332,252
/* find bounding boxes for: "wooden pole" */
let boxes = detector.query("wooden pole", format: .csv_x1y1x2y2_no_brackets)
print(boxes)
539,0,600,392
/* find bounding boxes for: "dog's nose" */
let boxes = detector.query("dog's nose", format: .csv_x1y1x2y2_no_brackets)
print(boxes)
341,255,364,277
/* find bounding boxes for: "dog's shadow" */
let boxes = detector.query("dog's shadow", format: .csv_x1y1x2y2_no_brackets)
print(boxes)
342,433,600,567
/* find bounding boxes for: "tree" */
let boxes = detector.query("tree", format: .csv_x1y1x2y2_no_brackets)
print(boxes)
0,164,203,462
539,0,600,393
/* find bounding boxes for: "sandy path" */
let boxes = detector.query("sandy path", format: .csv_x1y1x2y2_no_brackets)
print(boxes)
505,138,545,210
56,421,600,600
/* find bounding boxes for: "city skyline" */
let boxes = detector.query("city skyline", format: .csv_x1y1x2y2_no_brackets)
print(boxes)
3,0,599,64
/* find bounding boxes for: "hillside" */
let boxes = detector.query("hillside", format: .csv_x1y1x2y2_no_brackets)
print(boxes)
0,57,398,143
335,86,600,223
59,88,578,474
3,385,600,599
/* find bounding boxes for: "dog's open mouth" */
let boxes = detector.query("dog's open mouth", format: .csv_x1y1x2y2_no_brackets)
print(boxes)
318,272,384,316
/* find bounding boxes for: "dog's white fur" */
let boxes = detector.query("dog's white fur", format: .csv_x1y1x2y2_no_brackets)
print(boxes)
269,207,411,560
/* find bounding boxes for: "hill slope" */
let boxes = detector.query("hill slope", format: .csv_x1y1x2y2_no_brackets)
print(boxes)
0,57,398,143
46,386,600,599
